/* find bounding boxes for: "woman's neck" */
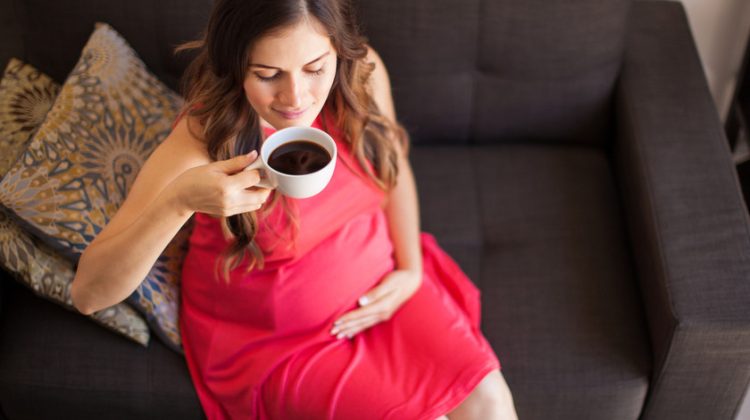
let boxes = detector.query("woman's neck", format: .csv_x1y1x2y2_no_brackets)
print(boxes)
259,117,274,130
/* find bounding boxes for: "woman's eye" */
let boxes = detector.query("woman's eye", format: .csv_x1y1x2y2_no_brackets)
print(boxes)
255,73,280,82
254,67,324,83
308,68,325,76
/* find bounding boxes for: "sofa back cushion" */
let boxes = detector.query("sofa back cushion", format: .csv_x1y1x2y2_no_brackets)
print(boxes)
0,0,631,146
357,0,632,146
0,0,211,92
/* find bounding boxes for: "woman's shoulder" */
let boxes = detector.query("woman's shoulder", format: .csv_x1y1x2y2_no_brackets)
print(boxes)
162,114,211,166
362,45,396,122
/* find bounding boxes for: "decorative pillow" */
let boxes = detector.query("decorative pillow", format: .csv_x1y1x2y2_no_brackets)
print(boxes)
0,24,190,354
0,58,149,346
128,220,192,353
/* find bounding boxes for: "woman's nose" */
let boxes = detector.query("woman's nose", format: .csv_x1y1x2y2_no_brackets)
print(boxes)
278,74,303,108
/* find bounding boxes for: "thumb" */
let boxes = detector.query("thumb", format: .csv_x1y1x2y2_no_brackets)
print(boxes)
217,150,258,173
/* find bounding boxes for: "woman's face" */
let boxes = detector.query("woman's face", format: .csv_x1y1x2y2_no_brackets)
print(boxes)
244,18,338,130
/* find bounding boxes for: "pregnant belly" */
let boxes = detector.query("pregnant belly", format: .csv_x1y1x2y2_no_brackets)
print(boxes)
193,209,395,334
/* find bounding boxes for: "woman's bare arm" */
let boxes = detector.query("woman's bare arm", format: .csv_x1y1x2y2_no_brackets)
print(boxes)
71,118,211,315
366,46,423,275
72,115,269,315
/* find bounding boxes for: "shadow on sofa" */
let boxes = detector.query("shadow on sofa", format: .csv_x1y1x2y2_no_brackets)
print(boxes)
1,0,750,419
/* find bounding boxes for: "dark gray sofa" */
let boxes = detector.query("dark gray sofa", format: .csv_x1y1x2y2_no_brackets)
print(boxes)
2,0,750,419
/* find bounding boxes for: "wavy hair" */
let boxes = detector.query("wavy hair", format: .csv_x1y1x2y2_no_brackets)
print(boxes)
175,0,409,283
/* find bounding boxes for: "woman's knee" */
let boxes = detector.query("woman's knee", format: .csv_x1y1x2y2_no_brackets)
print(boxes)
474,369,518,419
492,370,519,419
476,369,511,404
447,369,518,419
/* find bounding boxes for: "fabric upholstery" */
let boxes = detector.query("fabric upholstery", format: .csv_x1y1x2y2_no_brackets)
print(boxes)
476,145,650,418
0,23,188,353
0,58,59,174
356,0,631,146
0,277,203,419
0,0,212,91
1,0,631,147
410,147,483,282
412,145,651,418
0,58,150,346
613,2,750,419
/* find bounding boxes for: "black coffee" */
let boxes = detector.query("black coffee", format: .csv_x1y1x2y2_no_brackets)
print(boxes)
268,140,331,175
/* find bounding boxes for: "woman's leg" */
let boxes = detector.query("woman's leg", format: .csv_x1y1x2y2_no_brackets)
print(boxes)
445,369,518,420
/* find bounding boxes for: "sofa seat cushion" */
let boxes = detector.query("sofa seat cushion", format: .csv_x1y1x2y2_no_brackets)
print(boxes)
0,276,203,419
411,144,651,419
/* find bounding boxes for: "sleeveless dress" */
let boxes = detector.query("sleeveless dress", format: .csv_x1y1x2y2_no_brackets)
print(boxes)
178,110,502,419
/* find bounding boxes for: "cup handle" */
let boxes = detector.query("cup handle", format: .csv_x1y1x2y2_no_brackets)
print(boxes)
243,158,276,189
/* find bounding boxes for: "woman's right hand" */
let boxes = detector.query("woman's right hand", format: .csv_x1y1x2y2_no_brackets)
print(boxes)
170,150,272,217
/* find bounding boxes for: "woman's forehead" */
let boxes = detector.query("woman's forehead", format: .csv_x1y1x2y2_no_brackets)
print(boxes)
249,19,334,67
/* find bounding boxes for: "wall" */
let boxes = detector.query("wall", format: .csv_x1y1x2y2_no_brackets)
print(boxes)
674,0,750,123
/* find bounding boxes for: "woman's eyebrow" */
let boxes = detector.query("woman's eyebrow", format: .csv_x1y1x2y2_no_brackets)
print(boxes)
249,51,330,70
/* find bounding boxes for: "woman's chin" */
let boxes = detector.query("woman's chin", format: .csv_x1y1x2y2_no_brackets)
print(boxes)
267,116,315,130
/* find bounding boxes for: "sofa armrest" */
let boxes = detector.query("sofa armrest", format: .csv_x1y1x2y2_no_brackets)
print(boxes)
613,2,750,419
0,271,4,320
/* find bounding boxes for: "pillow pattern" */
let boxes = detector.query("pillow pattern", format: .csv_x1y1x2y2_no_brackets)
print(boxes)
128,219,193,353
0,58,150,346
0,24,190,354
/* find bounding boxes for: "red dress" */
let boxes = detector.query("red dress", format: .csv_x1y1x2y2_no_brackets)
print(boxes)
179,110,501,419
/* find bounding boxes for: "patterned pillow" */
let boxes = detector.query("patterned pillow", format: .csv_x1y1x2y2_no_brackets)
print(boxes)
0,57,149,346
129,218,192,354
0,24,190,354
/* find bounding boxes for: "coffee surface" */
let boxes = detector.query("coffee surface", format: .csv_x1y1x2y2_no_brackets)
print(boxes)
268,140,331,175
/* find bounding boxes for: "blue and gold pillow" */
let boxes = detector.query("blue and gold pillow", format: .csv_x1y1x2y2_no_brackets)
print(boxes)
129,220,192,353
0,24,189,354
0,58,150,346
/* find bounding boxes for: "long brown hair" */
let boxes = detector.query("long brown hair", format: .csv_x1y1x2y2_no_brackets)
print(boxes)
175,0,409,283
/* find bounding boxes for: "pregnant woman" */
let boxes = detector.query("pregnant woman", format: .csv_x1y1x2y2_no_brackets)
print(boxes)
71,0,518,418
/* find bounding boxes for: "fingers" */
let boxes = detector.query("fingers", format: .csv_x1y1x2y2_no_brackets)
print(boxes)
330,289,398,339
330,314,381,339
336,293,389,324
226,189,272,214
221,155,271,214
213,187,272,217
241,188,272,206
223,203,264,215
227,167,263,189
356,277,399,308
216,150,258,173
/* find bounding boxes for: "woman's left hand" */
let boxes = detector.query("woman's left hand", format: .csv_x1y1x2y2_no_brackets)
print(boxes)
330,269,422,340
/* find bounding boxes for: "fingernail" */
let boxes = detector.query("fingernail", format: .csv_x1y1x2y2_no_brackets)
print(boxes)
337,333,345,339
248,150,257,157
358,296,370,306
330,327,339,335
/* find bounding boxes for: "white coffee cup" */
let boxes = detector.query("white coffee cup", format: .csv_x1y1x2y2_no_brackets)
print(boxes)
243,126,337,199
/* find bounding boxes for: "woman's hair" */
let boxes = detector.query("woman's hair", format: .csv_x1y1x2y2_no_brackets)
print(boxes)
175,0,409,283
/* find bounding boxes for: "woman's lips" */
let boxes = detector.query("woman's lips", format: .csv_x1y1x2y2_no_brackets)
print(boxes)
274,107,308,120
